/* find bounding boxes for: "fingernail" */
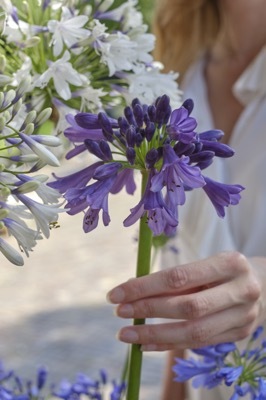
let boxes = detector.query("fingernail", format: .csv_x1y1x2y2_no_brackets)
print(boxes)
117,304,134,318
106,287,125,303
141,344,157,352
118,328,139,343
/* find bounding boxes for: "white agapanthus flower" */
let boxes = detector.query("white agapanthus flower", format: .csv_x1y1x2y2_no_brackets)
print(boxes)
34,51,84,100
128,26,155,65
123,64,182,107
3,217,40,257
0,237,24,266
48,6,91,57
97,32,137,76
73,85,107,112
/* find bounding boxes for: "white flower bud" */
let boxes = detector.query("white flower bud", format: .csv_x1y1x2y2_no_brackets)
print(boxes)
0,55,6,73
24,123,35,135
15,181,40,194
0,117,5,131
0,238,24,266
24,110,37,125
4,89,16,106
0,186,11,198
35,107,52,126
0,75,12,85
16,76,32,97
0,92,4,108
12,98,23,116
0,208,9,220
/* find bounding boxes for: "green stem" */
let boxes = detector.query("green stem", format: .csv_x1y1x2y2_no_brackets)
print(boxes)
126,170,153,400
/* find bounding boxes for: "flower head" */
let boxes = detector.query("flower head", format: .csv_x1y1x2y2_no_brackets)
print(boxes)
50,95,244,235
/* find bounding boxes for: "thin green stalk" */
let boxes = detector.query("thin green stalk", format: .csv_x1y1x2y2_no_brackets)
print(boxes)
126,170,153,400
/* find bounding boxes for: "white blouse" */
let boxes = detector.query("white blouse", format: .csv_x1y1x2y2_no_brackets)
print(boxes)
162,46,266,399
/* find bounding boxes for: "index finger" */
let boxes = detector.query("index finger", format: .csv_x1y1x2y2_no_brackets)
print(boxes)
107,252,241,304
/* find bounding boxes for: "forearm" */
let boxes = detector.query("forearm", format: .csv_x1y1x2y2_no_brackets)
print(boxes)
161,349,186,400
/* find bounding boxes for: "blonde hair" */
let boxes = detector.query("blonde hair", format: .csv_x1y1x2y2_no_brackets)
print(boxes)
153,0,222,79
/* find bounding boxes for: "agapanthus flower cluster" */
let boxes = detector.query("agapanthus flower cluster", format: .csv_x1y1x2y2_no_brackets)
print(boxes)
0,83,63,266
0,0,181,135
0,361,126,400
173,326,266,400
49,95,244,236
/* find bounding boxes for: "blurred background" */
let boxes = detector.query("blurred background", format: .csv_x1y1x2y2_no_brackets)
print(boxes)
0,1,165,398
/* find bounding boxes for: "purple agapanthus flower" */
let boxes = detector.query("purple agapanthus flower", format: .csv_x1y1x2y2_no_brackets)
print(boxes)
0,361,125,400
173,326,266,399
49,95,244,234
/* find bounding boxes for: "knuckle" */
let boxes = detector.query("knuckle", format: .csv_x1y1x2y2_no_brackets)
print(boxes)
242,277,261,302
141,299,155,318
189,323,209,344
144,325,158,344
164,267,188,291
181,296,210,319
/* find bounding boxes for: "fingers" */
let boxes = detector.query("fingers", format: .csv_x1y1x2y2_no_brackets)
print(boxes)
107,252,248,304
117,303,259,349
115,283,236,319
115,271,261,320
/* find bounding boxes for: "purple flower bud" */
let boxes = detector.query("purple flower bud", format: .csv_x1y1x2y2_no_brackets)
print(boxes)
147,105,156,122
174,142,196,156
98,112,114,141
198,129,224,141
131,98,141,108
145,122,156,142
126,126,136,147
215,343,237,354
135,132,143,147
118,116,130,134
189,150,215,164
126,147,136,165
252,326,264,341
145,148,159,168
155,94,171,127
182,98,194,115
201,140,234,158
37,367,48,390
133,104,144,127
85,139,110,161
124,106,136,126
114,131,126,146
99,140,112,161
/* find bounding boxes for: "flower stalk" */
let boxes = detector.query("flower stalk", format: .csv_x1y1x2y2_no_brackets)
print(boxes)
126,170,153,400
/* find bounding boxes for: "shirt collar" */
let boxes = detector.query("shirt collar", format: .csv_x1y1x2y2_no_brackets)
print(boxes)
233,46,266,106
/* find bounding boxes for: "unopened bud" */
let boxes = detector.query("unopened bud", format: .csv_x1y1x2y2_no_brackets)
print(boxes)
16,76,31,98
0,92,4,108
0,208,9,220
24,123,35,135
3,89,16,107
0,116,5,131
35,108,52,126
12,98,23,116
14,181,40,194
24,110,37,125
0,55,6,73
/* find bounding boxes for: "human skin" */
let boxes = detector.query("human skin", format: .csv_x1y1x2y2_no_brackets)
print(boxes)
107,253,266,350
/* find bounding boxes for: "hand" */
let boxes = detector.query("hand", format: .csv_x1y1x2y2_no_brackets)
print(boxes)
107,252,264,351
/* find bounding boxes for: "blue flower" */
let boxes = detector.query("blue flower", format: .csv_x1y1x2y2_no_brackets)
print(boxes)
202,176,244,217
50,95,244,235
